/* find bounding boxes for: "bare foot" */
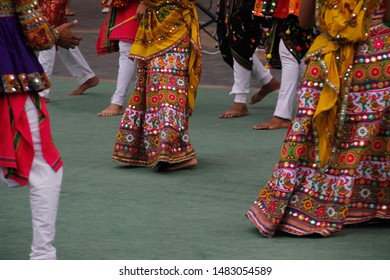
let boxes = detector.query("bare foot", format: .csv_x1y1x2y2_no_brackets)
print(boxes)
65,8,75,16
249,78,281,105
219,102,249,118
157,158,198,171
68,76,99,96
252,116,291,130
97,104,124,117
42,97,50,103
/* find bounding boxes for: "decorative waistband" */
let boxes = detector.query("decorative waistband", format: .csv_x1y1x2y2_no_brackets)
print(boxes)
0,2,15,17
0,12,15,17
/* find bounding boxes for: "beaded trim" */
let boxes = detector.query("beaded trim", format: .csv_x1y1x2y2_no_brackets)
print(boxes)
0,0,14,17
306,46,355,174
309,0,378,173
0,73,50,94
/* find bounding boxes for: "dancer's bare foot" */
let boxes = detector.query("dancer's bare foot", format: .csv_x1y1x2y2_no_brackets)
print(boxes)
249,78,281,105
252,116,291,130
97,104,124,117
68,76,99,96
219,102,249,118
157,158,198,171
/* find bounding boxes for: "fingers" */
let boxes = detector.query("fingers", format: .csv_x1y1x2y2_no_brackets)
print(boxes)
66,36,81,49
63,20,82,41
66,19,79,28
72,34,82,42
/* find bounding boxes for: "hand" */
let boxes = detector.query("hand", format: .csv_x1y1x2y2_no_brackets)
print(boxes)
55,20,82,49
135,2,147,20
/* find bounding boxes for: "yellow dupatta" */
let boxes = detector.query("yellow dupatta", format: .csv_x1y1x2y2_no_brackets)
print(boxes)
130,0,202,112
307,0,379,168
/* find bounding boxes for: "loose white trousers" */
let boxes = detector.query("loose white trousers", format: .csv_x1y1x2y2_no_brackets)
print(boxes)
230,54,273,104
273,40,306,120
111,41,137,106
0,97,63,260
38,46,96,98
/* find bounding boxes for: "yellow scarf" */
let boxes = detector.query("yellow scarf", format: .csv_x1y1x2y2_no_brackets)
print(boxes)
308,0,378,167
130,0,202,112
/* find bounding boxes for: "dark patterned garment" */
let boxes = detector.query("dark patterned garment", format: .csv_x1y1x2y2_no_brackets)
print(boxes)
263,15,315,69
216,0,265,70
255,0,315,69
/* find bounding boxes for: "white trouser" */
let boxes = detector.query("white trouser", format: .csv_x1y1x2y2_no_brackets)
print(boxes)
273,40,306,120
111,41,137,106
230,54,273,104
38,46,96,98
0,97,63,260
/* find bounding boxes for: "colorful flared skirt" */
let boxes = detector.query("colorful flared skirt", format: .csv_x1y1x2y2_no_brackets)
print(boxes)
112,37,195,167
247,23,390,236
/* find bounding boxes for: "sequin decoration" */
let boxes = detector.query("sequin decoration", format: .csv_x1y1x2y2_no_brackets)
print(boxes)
113,36,195,167
247,5,390,237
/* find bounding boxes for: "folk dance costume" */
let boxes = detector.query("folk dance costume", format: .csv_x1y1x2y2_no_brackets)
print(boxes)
112,0,202,168
0,0,63,258
96,0,141,109
254,0,315,121
247,0,390,236
216,0,274,104
38,0,96,100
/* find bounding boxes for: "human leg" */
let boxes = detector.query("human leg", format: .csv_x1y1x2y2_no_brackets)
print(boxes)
219,57,250,118
58,46,99,95
112,60,147,166
37,47,56,102
98,41,136,117
23,97,62,260
0,168,20,187
253,41,302,130
65,0,74,16
113,37,196,169
249,54,280,105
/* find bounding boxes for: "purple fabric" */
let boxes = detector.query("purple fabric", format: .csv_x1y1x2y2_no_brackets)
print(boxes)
0,16,45,76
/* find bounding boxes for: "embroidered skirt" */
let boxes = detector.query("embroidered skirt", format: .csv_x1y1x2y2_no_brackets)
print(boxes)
112,36,195,167
247,24,390,236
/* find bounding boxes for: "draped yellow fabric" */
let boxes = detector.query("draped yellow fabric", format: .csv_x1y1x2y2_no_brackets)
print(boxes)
307,0,378,167
130,0,202,112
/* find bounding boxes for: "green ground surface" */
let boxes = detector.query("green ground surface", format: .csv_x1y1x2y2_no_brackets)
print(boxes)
1,79,389,260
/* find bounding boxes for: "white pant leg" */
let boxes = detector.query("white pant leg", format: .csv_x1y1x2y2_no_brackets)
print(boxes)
0,167,20,187
230,57,251,104
58,46,96,85
273,40,306,120
251,54,273,86
24,97,63,260
38,47,56,98
111,41,137,106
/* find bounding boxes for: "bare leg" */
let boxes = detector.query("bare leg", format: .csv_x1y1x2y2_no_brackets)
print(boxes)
219,102,249,118
68,76,99,95
97,104,124,117
65,0,74,16
252,116,291,130
249,77,281,105
220,57,251,119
